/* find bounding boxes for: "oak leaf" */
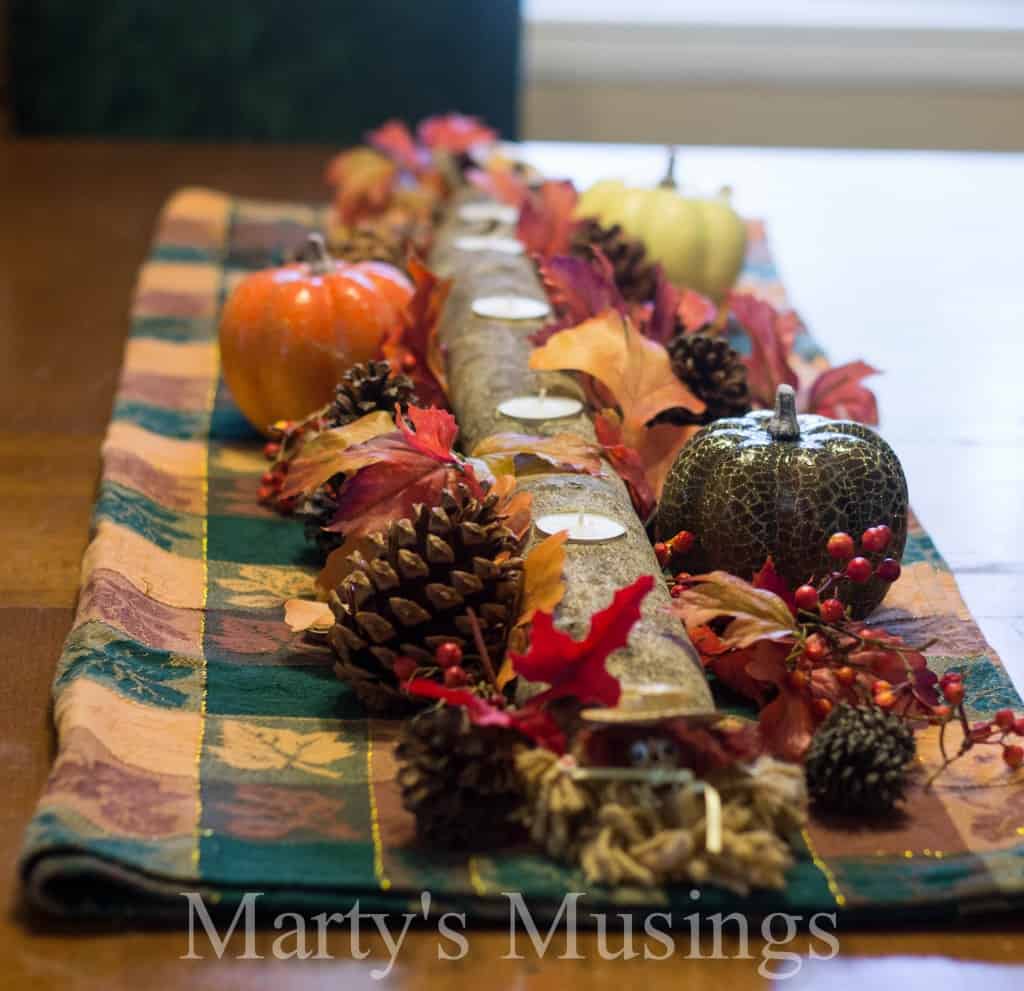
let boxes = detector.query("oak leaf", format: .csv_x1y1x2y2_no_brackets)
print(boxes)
530,311,704,453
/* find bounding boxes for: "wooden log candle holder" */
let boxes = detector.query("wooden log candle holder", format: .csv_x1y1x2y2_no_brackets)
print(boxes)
430,190,713,708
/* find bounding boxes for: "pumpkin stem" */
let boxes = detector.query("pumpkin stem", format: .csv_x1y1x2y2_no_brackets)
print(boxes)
658,146,678,189
303,232,332,275
767,384,801,441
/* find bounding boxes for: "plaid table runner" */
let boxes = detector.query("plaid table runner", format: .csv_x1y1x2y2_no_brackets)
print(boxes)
20,188,1024,923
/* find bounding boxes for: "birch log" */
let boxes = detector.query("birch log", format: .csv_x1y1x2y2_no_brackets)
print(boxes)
430,190,712,709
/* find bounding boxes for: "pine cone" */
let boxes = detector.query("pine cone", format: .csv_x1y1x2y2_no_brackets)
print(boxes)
805,703,916,817
396,706,526,848
323,227,406,268
571,218,658,303
294,484,344,560
662,332,751,425
323,359,418,430
328,486,524,715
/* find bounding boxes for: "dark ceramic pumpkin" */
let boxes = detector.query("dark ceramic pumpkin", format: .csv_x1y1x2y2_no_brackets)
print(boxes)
657,385,908,617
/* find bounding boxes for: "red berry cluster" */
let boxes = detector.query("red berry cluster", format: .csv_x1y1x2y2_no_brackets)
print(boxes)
393,642,508,707
825,525,900,586
259,416,324,512
939,674,1024,770
655,530,695,569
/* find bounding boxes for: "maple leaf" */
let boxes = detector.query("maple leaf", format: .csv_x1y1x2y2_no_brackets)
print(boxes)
752,557,797,615
277,411,396,500
314,407,482,541
510,575,654,708
502,530,569,685
802,360,880,425
382,257,451,409
728,292,800,408
324,147,399,226
470,432,604,478
405,680,513,728
211,723,354,779
366,118,428,173
672,571,798,649
530,251,626,347
517,180,578,258
417,113,498,153
529,311,704,453
744,642,818,762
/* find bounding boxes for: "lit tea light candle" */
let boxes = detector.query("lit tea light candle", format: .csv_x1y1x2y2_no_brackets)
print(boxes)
458,202,519,225
472,295,550,321
535,512,627,543
497,393,583,421
453,235,523,255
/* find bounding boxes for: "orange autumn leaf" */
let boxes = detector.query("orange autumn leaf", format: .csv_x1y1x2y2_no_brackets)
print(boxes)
489,473,533,542
471,432,604,478
325,147,398,226
499,530,569,687
283,599,333,634
529,311,704,452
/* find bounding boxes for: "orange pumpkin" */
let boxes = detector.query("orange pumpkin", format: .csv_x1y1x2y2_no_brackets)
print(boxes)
218,233,413,434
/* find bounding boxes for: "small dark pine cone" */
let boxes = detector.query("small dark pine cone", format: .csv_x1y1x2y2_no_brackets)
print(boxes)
324,359,419,430
396,705,526,849
327,485,524,715
571,217,658,303
323,227,406,268
805,703,917,817
660,332,752,426
294,483,344,560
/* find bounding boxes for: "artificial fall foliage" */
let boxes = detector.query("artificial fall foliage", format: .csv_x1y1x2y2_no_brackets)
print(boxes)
530,252,626,348
381,257,451,410
517,180,579,258
470,432,605,479
324,147,398,226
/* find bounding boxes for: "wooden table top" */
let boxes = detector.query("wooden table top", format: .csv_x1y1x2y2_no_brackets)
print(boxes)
2,138,1022,988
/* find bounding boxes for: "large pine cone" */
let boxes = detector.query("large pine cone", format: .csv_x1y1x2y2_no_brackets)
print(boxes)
396,706,526,848
327,486,524,715
662,332,751,425
805,703,916,817
571,218,658,303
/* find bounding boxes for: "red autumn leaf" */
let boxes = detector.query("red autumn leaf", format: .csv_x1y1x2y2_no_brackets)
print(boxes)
517,180,579,258
642,267,681,345
324,147,399,226
802,360,880,425
382,257,451,409
678,288,719,334
417,113,497,153
530,251,625,347
752,557,797,615
405,680,513,728
312,408,483,540
510,575,654,708
507,706,568,754
593,410,656,521
728,292,800,408
366,119,429,173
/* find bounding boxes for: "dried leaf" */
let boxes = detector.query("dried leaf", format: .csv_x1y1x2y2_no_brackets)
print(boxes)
510,575,654,708
417,113,497,153
283,599,334,634
382,257,451,409
466,156,531,208
471,432,604,478
517,180,578,258
678,288,719,333
278,411,396,499
672,571,798,649
802,360,880,425
324,147,398,226
489,473,533,542
530,311,704,453
593,409,656,521
752,557,797,614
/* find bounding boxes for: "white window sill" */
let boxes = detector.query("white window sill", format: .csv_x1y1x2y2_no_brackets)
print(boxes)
524,13,1024,89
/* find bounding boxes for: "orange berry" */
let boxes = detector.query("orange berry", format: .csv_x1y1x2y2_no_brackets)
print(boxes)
813,698,833,718
875,690,897,709
836,666,855,686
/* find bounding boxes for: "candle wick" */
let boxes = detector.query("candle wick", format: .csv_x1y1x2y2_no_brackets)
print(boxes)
577,511,585,531
539,388,547,401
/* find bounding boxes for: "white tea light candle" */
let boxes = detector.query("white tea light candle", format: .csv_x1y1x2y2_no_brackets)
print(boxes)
458,202,519,225
535,512,627,543
453,235,523,255
497,395,583,421
472,295,550,321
